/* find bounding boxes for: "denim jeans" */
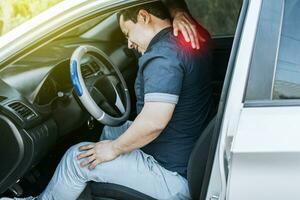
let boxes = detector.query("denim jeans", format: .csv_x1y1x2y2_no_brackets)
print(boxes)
22,121,190,200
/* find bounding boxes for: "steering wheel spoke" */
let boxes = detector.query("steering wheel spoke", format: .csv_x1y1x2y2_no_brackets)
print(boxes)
90,84,124,117
111,82,126,114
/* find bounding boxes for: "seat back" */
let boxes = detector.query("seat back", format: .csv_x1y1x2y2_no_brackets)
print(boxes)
187,117,216,200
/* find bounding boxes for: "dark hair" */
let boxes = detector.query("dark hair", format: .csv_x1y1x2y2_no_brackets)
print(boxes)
117,2,170,24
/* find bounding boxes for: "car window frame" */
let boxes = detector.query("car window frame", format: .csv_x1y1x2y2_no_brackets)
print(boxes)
200,0,250,199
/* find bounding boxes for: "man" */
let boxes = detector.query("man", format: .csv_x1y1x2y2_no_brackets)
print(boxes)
1,2,213,200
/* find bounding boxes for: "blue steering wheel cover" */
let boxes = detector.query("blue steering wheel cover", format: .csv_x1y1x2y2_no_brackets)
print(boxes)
71,60,83,96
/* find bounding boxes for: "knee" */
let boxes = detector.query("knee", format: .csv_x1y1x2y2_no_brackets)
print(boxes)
63,142,92,166
56,142,93,182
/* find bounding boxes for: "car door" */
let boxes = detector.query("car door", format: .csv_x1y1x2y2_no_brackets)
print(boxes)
206,0,300,199
228,0,300,199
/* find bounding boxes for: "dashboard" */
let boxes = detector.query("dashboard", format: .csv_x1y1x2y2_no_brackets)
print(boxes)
0,37,136,193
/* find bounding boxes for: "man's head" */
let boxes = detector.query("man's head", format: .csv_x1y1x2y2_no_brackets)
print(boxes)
118,2,171,54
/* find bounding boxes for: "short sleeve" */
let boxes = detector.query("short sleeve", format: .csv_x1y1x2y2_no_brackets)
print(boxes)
142,55,184,104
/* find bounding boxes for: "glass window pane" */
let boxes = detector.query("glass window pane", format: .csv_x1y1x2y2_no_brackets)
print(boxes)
245,0,283,101
186,0,242,36
273,0,300,99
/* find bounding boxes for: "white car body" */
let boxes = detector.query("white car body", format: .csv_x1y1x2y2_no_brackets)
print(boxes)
0,0,299,199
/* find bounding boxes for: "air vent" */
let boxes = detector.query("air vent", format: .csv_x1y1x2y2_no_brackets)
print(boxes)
81,64,94,78
8,102,37,121
0,96,7,103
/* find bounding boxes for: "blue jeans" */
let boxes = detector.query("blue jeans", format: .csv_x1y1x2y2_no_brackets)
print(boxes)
29,121,190,200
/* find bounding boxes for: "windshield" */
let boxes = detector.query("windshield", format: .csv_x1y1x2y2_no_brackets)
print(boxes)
0,0,63,37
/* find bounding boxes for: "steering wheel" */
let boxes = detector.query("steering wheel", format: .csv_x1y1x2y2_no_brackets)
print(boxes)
70,45,130,126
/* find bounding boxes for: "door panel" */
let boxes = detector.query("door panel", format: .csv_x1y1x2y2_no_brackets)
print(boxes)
228,106,300,200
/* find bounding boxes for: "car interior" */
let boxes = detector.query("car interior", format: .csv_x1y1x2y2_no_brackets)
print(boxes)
0,1,237,199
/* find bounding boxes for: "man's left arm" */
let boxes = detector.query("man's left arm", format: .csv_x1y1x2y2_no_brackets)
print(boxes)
161,0,205,49
77,102,175,169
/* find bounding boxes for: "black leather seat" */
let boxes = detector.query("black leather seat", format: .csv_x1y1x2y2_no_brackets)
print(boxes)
89,117,215,200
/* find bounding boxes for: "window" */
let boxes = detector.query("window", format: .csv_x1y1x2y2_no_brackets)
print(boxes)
245,0,300,103
272,0,300,99
186,0,243,36
245,0,284,101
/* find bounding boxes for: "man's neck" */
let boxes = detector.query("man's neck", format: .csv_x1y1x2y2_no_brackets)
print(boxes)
142,18,172,54
152,20,172,37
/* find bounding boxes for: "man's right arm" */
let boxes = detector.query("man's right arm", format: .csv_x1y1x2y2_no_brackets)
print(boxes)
161,0,188,17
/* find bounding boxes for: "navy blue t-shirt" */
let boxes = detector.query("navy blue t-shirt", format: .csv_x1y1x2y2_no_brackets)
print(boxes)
136,27,213,178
